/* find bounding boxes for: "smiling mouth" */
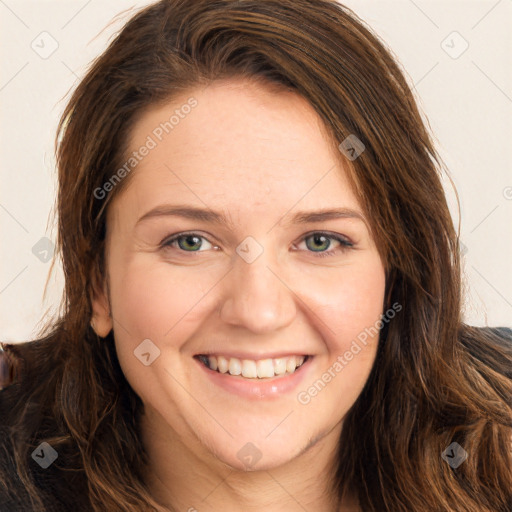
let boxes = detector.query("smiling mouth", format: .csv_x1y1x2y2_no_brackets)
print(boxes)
195,354,310,379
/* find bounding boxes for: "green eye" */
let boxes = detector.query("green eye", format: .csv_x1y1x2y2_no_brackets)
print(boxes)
161,231,353,258
300,232,353,258
305,233,331,252
163,233,213,252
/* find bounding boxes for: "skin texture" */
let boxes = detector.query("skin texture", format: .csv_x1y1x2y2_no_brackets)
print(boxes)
91,78,386,512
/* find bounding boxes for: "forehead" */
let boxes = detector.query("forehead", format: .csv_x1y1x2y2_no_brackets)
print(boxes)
113,78,361,218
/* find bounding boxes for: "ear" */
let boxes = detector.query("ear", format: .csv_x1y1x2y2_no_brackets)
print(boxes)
90,266,113,338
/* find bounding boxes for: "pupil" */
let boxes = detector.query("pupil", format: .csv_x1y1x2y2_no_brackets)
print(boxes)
181,235,201,251
310,234,328,252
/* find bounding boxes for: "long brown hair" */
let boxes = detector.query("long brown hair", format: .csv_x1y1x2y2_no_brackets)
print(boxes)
1,1,511,510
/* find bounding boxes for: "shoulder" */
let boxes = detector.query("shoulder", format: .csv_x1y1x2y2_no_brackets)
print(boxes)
458,324,512,379
0,341,91,512
483,325,512,344
0,355,35,510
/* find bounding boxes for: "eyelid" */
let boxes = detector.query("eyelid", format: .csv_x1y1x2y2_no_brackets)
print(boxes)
299,230,353,245
160,230,216,245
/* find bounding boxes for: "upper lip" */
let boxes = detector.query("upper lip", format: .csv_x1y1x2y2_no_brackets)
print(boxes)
195,351,311,360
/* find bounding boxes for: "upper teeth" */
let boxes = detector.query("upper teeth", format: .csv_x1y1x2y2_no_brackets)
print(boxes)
200,355,306,378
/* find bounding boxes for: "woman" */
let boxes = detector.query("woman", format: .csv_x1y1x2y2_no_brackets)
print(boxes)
1,1,511,511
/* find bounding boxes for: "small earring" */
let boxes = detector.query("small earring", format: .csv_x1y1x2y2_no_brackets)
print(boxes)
90,319,96,332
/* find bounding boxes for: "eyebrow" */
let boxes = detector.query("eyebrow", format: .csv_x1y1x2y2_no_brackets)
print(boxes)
136,204,366,229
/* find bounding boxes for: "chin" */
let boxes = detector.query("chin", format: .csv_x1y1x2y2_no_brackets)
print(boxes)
200,425,316,473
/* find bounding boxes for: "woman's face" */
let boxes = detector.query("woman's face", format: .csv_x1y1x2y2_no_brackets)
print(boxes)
93,78,386,472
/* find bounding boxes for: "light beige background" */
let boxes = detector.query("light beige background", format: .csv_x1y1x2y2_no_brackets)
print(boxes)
1,0,511,342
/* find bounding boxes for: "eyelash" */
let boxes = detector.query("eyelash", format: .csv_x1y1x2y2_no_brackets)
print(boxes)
160,231,354,258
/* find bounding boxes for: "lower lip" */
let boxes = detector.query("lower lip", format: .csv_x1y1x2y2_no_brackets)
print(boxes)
194,356,313,399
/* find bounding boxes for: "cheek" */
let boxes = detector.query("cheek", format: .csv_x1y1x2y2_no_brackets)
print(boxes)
309,254,387,350
109,247,386,347
106,257,218,404
296,259,386,412
109,255,216,340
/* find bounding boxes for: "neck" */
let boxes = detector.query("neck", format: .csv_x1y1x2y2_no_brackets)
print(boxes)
140,407,358,512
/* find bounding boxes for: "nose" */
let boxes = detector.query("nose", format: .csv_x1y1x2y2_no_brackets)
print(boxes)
219,250,297,334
